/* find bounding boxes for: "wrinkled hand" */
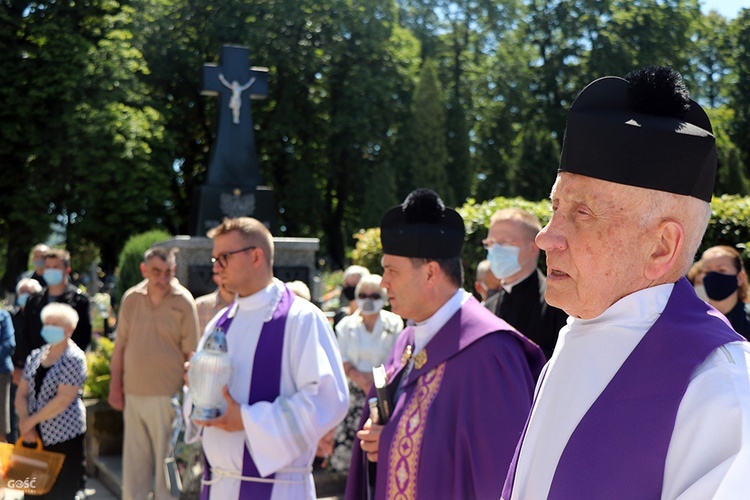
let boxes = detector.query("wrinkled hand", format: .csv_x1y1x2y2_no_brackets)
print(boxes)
193,386,244,432
19,416,37,437
357,418,383,463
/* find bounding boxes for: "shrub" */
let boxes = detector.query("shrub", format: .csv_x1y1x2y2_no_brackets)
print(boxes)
350,228,383,274
84,335,114,400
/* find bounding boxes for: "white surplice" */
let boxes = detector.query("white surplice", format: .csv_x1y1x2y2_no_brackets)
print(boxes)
512,283,750,500
183,279,349,500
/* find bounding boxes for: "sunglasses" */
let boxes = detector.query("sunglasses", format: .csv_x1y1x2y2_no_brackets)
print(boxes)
358,293,381,300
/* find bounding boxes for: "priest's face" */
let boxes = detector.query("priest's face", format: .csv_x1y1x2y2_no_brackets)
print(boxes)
212,230,260,297
381,254,431,322
535,172,656,319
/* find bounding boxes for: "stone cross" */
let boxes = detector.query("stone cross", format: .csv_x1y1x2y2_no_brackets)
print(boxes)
202,45,268,189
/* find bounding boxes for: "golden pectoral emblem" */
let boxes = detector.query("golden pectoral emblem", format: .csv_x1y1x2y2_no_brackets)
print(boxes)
414,350,427,369
401,344,413,365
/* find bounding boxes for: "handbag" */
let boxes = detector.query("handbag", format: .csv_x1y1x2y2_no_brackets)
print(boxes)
0,437,66,495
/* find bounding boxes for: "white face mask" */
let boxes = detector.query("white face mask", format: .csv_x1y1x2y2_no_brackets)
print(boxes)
487,244,522,279
356,298,385,315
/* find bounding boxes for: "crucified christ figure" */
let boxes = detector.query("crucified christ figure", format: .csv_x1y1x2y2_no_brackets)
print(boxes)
218,73,257,124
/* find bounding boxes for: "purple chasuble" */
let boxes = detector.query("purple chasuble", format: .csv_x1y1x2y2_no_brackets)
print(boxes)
503,277,743,500
202,284,295,500
345,295,545,500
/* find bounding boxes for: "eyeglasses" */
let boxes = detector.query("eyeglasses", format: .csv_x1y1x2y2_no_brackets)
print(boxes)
211,245,256,268
358,293,382,300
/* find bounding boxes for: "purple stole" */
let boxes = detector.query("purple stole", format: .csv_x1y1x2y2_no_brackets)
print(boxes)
503,278,743,499
202,285,295,500
374,297,544,498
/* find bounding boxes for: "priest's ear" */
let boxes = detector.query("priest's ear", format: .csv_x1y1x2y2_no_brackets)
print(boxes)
644,219,684,281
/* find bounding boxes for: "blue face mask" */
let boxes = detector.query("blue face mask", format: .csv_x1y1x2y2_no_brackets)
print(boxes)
17,293,29,308
41,325,67,345
487,244,522,280
43,268,64,286
33,258,46,270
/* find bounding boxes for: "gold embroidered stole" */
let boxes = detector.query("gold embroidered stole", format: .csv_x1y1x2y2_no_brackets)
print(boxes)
386,362,446,499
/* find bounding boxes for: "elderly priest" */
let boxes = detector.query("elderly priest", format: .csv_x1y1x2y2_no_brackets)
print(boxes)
503,66,750,499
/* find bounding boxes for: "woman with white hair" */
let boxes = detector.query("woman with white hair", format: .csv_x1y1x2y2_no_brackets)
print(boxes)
329,274,403,471
16,302,87,499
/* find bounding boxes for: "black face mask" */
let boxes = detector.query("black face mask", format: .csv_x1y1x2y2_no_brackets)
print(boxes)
702,271,738,301
342,285,356,301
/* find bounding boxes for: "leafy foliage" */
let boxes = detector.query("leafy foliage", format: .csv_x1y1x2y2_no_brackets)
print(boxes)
84,335,115,400
2,0,749,292
352,194,750,290
350,228,383,274
400,59,452,203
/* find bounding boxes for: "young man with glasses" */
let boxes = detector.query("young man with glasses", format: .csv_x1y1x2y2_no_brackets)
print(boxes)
183,217,349,500
108,246,200,500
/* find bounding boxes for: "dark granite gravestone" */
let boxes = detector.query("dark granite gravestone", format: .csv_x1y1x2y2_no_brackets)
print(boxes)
191,45,275,235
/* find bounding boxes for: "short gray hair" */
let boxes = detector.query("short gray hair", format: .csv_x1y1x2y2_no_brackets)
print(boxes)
355,274,386,298
342,265,370,282
144,247,177,267
16,278,42,295
636,189,711,277
40,302,79,330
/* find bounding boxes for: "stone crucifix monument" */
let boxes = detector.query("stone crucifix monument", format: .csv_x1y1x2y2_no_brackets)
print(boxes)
191,44,275,235
164,44,320,299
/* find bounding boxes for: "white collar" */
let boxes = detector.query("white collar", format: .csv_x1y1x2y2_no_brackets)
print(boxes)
410,289,472,355
232,279,283,322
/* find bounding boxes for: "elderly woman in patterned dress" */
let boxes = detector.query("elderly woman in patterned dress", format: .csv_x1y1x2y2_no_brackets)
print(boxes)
328,274,403,471
16,302,87,499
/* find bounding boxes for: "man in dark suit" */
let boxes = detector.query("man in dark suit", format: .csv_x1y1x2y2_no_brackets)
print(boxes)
483,208,567,359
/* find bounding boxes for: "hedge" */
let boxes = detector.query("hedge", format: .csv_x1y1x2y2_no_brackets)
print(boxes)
351,195,750,291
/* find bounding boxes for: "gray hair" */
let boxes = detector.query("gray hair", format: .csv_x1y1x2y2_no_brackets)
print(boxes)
144,246,177,267
40,302,79,330
635,189,711,277
354,274,386,298
16,278,43,295
489,208,542,240
342,265,371,282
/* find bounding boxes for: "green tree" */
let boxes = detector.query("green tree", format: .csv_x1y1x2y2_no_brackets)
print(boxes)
0,0,171,292
446,93,473,205
401,59,453,203
691,11,732,107
509,126,560,200
586,0,701,81
729,9,750,178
